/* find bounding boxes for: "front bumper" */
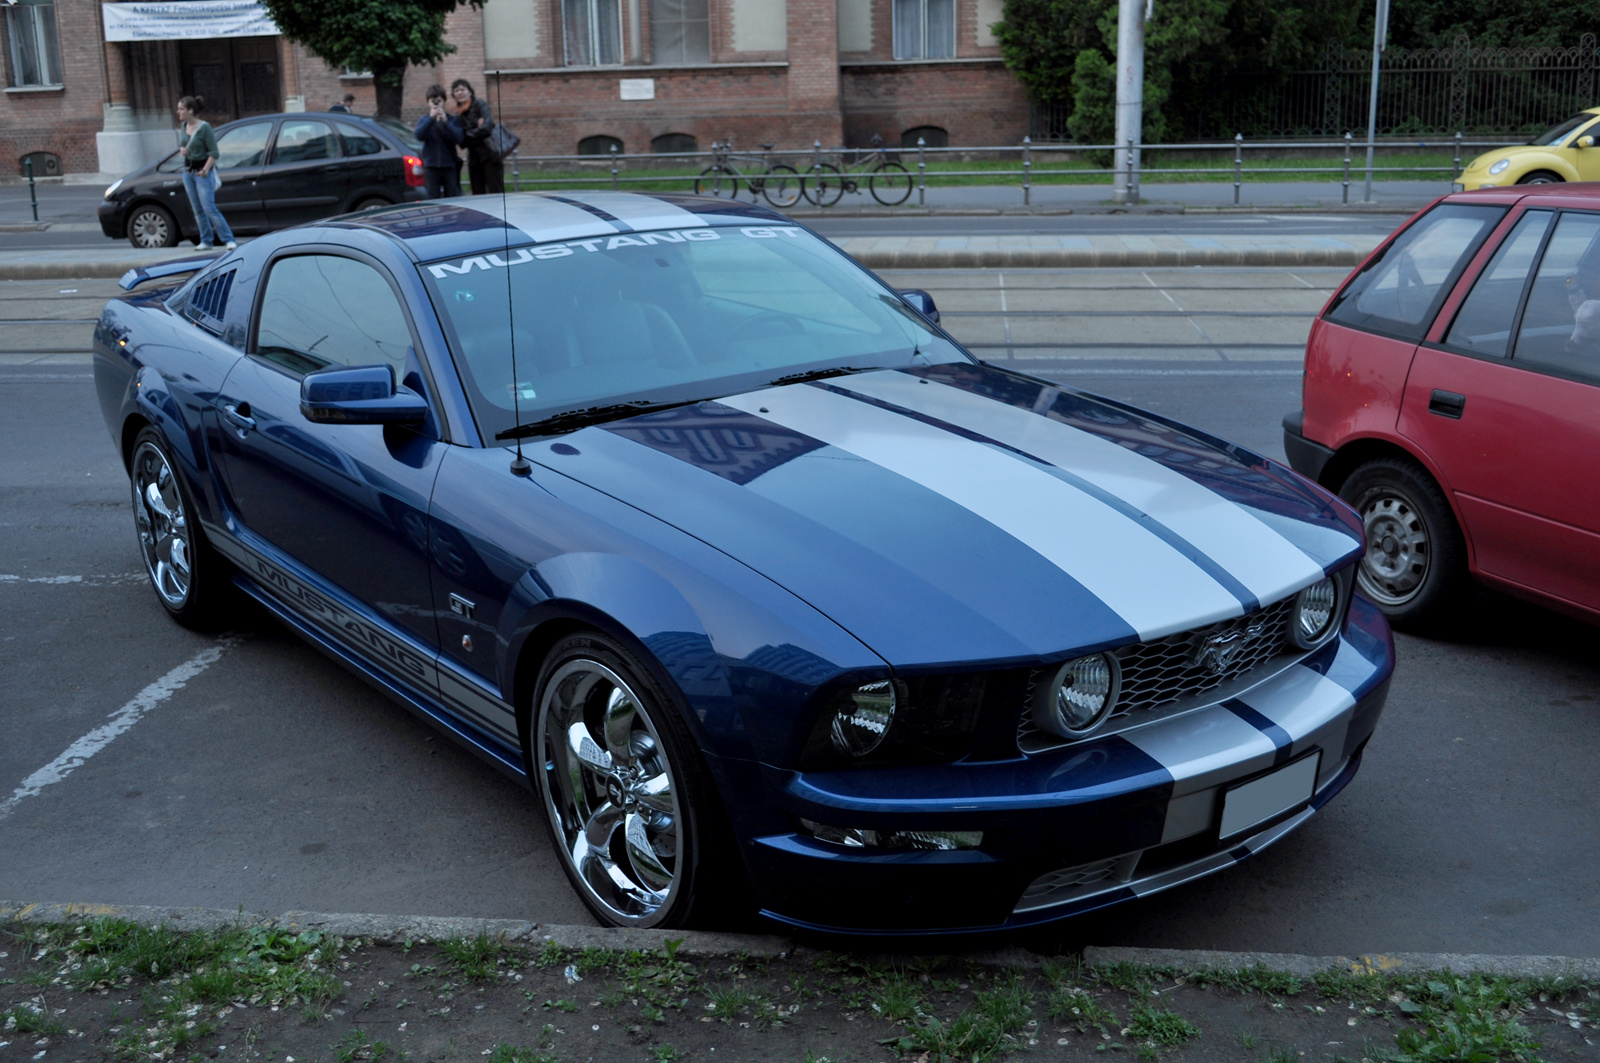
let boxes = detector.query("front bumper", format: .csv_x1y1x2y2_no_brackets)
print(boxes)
741,595,1394,936
98,200,126,240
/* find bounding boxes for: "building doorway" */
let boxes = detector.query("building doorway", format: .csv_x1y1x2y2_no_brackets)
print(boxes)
179,36,280,121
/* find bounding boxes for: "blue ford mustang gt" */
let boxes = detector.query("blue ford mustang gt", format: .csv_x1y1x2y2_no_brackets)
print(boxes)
95,191,1393,934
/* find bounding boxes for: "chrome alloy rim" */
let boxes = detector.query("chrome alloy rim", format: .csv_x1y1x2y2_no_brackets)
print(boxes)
1357,490,1429,606
537,658,681,925
131,441,194,608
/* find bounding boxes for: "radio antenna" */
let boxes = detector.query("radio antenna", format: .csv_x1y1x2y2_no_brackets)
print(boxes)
495,68,532,477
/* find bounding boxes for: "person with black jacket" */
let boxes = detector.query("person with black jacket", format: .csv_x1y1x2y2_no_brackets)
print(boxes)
451,79,505,195
414,84,463,198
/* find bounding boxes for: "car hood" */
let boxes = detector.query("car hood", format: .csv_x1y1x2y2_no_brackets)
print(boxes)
540,363,1362,668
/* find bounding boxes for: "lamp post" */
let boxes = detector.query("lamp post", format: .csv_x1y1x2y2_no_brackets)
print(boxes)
1363,0,1392,203
1112,0,1151,204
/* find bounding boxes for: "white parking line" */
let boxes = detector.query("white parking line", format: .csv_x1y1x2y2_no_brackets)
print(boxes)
0,637,241,822
0,573,144,585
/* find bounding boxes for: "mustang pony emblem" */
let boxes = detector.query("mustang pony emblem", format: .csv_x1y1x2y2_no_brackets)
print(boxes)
1192,622,1265,673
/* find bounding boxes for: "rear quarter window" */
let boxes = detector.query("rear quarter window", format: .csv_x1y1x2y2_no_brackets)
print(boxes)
1325,203,1506,342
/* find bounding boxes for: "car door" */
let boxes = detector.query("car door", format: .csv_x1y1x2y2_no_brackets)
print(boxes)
211,120,270,231
1405,207,1600,612
333,120,397,206
257,118,348,228
212,250,445,668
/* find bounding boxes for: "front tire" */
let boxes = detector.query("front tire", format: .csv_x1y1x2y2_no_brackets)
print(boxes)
1518,170,1563,185
869,161,913,205
532,631,735,928
130,428,232,628
761,164,803,208
694,167,740,197
1339,457,1466,631
127,204,179,249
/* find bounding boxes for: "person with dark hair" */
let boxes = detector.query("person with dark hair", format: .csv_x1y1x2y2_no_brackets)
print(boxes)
329,92,355,113
451,78,504,195
414,84,463,198
175,95,235,250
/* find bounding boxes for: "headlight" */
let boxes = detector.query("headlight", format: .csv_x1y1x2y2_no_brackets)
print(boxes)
103,178,122,199
1290,576,1339,648
1488,159,1511,175
1032,653,1120,738
828,679,900,757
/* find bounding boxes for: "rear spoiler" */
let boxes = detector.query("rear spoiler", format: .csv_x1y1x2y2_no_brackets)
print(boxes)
118,253,225,291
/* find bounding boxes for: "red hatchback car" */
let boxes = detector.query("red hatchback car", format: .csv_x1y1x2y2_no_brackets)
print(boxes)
1284,185,1600,630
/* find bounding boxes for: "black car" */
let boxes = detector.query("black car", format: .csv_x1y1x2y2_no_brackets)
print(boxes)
99,113,429,249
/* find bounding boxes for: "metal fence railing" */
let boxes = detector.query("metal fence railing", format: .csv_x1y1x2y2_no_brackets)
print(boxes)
1028,34,1600,141
505,134,1523,208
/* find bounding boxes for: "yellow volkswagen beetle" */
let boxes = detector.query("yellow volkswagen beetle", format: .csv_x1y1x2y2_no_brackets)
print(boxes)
1455,108,1600,189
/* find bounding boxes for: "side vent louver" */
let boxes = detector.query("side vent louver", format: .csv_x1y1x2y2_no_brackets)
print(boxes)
185,269,236,333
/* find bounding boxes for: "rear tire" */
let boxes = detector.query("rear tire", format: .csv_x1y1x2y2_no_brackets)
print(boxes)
1518,170,1563,185
127,204,179,249
531,630,744,928
761,164,803,208
1339,457,1467,632
694,167,741,197
353,196,393,212
802,162,844,207
130,427,234,629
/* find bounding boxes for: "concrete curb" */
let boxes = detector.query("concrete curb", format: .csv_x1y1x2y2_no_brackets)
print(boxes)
5,901,1597,980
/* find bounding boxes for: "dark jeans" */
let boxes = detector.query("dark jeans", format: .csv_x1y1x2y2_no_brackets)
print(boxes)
465,153,505,195
424,165,461,199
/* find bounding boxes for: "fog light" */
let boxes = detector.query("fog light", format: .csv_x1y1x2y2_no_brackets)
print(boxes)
1033,653,1120,738
829,679,900,757
800,819,982,850
1291,576,1338,647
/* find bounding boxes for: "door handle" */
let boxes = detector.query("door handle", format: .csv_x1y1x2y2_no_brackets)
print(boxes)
1428,390,1465,418
223,402,256,432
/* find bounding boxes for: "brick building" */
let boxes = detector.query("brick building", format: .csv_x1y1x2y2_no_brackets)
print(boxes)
1,0,1029,177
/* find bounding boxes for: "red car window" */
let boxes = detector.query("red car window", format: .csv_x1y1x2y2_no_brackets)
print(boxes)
1443,209,1554,358
1326,203,1505,342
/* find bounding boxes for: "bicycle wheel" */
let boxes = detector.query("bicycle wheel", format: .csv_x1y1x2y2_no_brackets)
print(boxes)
869,161,913,206
802,162,844,207
761,164,803,209
694,167,740,197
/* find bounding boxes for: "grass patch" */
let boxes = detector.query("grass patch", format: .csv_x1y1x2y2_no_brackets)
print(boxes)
438,929,512,983
334,1028,393,1061
1127,1002,1200,1047
487,1046,559,1063
888,972,1035,1062
2,1002,66,1035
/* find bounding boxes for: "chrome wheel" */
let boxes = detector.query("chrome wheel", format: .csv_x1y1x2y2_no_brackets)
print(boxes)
537,657,682,925
1356,489,1429,607
131,440,193,607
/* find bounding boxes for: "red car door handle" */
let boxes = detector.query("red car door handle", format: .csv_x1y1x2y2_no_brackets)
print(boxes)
1428,390,1466,419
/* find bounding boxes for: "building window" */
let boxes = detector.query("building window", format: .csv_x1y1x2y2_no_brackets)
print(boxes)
892,0,954,59
902,125,948,148
564,0,623,66
578,134,624,154
651,0,709,65
652,132,698,153
5,0,62,87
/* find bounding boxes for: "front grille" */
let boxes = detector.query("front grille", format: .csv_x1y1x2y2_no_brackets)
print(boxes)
1018,595,1298,753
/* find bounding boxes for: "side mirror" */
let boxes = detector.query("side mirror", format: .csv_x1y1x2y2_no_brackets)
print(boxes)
897,288,940,324
1579,136,1596,149
300,364,427,425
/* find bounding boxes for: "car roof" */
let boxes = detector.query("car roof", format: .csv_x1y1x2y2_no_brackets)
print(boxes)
1444,182,1600,208
339,191,791,261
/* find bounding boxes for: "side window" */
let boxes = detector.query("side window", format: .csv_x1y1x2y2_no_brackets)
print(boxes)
1444,210,1554,357
255,256,412,378
156,153,184,174
216,122,272,168
1326,204,1505,341
271,120,342,164
1513,211,1600,380
338,124,384,157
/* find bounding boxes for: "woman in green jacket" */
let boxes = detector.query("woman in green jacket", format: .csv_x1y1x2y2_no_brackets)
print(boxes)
176,96,236,250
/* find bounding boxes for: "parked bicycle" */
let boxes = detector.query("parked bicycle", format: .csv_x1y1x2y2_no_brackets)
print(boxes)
802,134,913,207
694,141,802,208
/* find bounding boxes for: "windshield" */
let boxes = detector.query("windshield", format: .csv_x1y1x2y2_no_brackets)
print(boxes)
373,116,422,152
1529,113,1598,146
420,224,968,440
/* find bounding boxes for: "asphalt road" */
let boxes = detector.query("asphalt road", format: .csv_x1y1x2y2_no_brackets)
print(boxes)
3,268,1597,957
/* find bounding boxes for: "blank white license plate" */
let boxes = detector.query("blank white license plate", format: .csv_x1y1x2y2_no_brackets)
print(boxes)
1219,753,1321,840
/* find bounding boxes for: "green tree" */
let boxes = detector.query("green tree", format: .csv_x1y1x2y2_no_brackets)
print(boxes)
260,0,483,117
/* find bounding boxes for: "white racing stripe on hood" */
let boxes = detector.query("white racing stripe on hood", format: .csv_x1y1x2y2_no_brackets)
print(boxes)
551,191,710,231
451,196,620,243
839,372,1327,606
721,384,1243,639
